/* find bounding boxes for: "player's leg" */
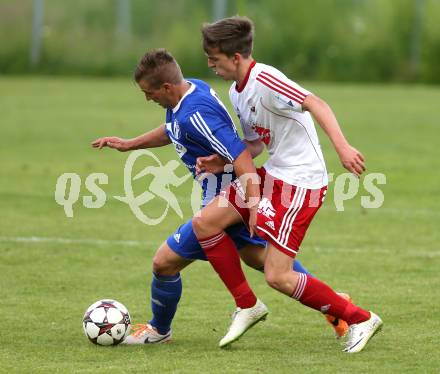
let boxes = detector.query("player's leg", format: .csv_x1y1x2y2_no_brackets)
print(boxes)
238,244,266,270
240,245,312,275
238,236,350,337
192,195,259,309
147,218,222,338
124,220,211,345
192,195,268,347
123,241,192,345
149,242,192,335
263,243,363,313
292,259,313,276
257,177,381,352
234,225,313,276
263,244,382,352
236,222,351,339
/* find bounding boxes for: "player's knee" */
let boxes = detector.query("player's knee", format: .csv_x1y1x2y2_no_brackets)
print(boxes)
152,254,176,276
192,215,216,237
151,254,166,274
264,270,283,291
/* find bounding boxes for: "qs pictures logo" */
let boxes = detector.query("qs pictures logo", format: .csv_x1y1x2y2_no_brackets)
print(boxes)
54,150,202,225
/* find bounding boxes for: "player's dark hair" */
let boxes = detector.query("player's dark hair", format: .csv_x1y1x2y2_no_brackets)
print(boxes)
201,16,254,57
134,49,183,88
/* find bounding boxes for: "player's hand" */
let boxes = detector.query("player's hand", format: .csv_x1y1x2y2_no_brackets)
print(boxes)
337,145,366,178
91,137,132,152
196,154,228,175
248,205,259,237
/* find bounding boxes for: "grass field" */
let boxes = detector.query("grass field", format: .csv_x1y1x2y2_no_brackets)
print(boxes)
1,76,439,373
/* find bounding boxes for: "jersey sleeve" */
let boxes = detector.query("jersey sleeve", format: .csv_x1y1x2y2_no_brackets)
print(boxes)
187,109,246,162
164,122,172,139
256,70,311,114
163,110,173,139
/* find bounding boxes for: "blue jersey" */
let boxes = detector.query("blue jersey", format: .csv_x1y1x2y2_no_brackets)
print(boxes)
164,79,246,205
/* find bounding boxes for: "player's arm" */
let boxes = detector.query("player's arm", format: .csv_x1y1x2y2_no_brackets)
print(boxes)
91,124,171,152
244,138,265,158
231,148,260,236
195,139,264,174
188,108,260,234
196,84,264,174
195,142,261,219
302,94,365,177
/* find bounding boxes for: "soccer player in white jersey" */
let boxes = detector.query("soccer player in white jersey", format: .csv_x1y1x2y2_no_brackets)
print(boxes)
192,16,383,352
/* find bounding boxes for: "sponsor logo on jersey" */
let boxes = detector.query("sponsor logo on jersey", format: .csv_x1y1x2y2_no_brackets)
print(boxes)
252,124,271,145
320,304,331,313
173,233,181,243
275,94,295,108
169,138,187,158
172,120,181,139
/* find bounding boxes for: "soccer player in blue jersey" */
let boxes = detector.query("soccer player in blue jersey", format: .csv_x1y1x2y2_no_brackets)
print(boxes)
92,49,341,346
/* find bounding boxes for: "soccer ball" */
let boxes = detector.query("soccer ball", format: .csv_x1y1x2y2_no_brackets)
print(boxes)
83,299,131,346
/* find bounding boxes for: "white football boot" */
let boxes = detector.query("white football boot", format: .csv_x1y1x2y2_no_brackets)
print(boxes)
122,323,171,345
343,311,383,353
219,299,268,348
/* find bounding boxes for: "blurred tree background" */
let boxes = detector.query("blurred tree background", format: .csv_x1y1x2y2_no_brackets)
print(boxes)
1,0,439,83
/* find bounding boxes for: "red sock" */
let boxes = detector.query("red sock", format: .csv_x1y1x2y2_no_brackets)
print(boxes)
292,273,370,325
199,232,257,309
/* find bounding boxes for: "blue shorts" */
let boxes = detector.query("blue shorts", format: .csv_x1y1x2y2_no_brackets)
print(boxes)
167,219,266,261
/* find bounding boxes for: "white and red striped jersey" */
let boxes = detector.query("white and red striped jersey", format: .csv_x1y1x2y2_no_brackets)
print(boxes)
229,61,328,189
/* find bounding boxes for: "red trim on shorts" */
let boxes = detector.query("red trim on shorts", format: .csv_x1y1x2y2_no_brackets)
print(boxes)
256,225,299,258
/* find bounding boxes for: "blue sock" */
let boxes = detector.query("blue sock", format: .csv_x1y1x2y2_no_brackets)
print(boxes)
293,259,313,277
149,272,182,335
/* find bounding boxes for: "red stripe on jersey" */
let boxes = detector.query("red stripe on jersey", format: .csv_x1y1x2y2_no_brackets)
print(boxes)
257,74,304,104
256,76,303,105
259,71,307,99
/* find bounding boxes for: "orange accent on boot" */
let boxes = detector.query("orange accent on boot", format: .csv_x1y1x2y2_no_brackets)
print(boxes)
324,292,352,338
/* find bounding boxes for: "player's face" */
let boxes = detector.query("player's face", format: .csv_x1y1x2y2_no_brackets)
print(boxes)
138,79,172,108
205,48,237,80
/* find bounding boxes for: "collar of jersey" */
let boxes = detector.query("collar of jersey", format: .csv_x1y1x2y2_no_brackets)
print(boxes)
172,81,196,113
235,60,257,93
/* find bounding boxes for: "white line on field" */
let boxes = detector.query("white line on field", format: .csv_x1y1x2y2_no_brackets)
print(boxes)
319,206,440,217
0,236,148,247
0,236,438,256
311,246,440,256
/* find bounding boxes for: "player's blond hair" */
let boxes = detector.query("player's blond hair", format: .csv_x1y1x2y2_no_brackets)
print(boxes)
201,16,254,57
134,49,183,88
